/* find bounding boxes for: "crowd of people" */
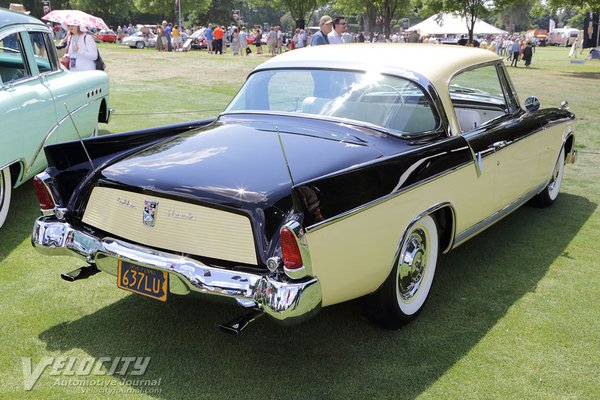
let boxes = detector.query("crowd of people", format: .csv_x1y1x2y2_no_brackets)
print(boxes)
105,15,359,56
491,35,535,68
48,8,544,70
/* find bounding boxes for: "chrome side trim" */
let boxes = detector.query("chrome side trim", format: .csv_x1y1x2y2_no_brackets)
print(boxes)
32,217,322,325
454,183,545,247
306,161,471,233
25,101,93,175
390,202,455,271
0,75,39,88
463,139,482,177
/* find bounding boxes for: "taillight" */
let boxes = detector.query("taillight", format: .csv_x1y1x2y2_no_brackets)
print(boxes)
280,227,303,270
33,176,55,211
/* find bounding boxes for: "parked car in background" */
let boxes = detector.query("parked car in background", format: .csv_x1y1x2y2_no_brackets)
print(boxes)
441,37,459,45
547,28,579,46
0,8,110,228
189,28,207,50
121,31,156,49
96,29,117,43
32,44,575,333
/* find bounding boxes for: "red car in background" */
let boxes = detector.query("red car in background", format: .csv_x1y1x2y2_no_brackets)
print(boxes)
96,29,117,43
246,33,267,45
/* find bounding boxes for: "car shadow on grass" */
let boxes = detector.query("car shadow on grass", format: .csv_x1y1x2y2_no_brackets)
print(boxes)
0,182,39,263
558,71,600,80
38,193,596,400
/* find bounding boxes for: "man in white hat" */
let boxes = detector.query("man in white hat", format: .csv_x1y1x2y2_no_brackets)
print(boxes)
311,15,333,46
9,3,30,14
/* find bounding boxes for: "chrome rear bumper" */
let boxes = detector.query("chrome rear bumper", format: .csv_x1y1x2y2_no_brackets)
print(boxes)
32,217,322,324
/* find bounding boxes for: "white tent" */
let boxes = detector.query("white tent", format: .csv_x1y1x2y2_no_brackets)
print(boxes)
407,13,506,35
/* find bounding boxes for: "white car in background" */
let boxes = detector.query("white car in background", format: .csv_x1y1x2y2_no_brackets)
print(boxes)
121,31,156,49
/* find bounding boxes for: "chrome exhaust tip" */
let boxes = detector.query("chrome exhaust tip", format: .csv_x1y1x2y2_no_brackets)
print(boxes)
219,309,264,335
60,266,100,282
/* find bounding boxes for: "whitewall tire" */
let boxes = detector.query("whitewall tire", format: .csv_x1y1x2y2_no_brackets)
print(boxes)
0,166,12,228
532,147,565,207
369,214,439,329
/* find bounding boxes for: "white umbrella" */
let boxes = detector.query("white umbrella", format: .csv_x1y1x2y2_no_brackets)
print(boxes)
42,10,108,31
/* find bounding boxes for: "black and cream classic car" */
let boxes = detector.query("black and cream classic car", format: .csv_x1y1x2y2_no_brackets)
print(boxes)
32,44,575,333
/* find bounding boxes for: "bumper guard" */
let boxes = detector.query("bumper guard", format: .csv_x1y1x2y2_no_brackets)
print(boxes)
32,217,322,324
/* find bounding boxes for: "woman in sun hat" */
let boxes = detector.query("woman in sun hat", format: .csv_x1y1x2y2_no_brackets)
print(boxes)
65,23,98,72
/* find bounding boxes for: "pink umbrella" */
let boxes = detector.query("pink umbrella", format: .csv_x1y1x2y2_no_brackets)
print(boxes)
42,10,108,31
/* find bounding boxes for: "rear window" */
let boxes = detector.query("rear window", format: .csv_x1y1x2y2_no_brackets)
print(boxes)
225,69,440,136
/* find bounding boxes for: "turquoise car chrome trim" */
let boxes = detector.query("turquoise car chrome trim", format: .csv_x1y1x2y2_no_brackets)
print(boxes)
25,101,94,175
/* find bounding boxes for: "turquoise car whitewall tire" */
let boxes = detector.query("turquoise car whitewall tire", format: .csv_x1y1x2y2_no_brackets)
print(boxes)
369,215,439,329
0,167,12,228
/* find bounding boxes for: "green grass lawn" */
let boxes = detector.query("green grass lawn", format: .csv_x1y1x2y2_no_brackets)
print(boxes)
0,44,599,399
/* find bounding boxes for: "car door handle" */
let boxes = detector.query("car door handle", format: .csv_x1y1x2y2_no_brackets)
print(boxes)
491,140,508,151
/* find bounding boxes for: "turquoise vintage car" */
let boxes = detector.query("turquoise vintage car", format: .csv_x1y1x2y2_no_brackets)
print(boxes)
0,8,110,228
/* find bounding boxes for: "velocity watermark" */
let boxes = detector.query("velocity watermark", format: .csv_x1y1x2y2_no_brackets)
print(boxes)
22,356,154,391
56,377,162,395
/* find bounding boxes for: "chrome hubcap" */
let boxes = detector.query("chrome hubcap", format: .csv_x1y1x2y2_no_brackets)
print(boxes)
397,228,428,301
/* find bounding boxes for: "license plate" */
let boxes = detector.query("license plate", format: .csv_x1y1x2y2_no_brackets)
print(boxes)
117,260,168,301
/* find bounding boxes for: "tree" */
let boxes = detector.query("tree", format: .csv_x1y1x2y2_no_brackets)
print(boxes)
546,0,600,10
70,0,138,24
377,0,412,37
284,0,318,27
252,0,327,27
134,0,212,23
335,0,371,32
494,0,533,32
336,0,411,37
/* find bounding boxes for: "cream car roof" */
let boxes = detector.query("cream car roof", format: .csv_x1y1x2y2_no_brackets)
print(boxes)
254,43,504,135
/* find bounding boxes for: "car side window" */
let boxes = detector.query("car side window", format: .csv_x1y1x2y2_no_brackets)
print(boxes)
28,31,57,73
450,64,508,133
0,32,31,84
